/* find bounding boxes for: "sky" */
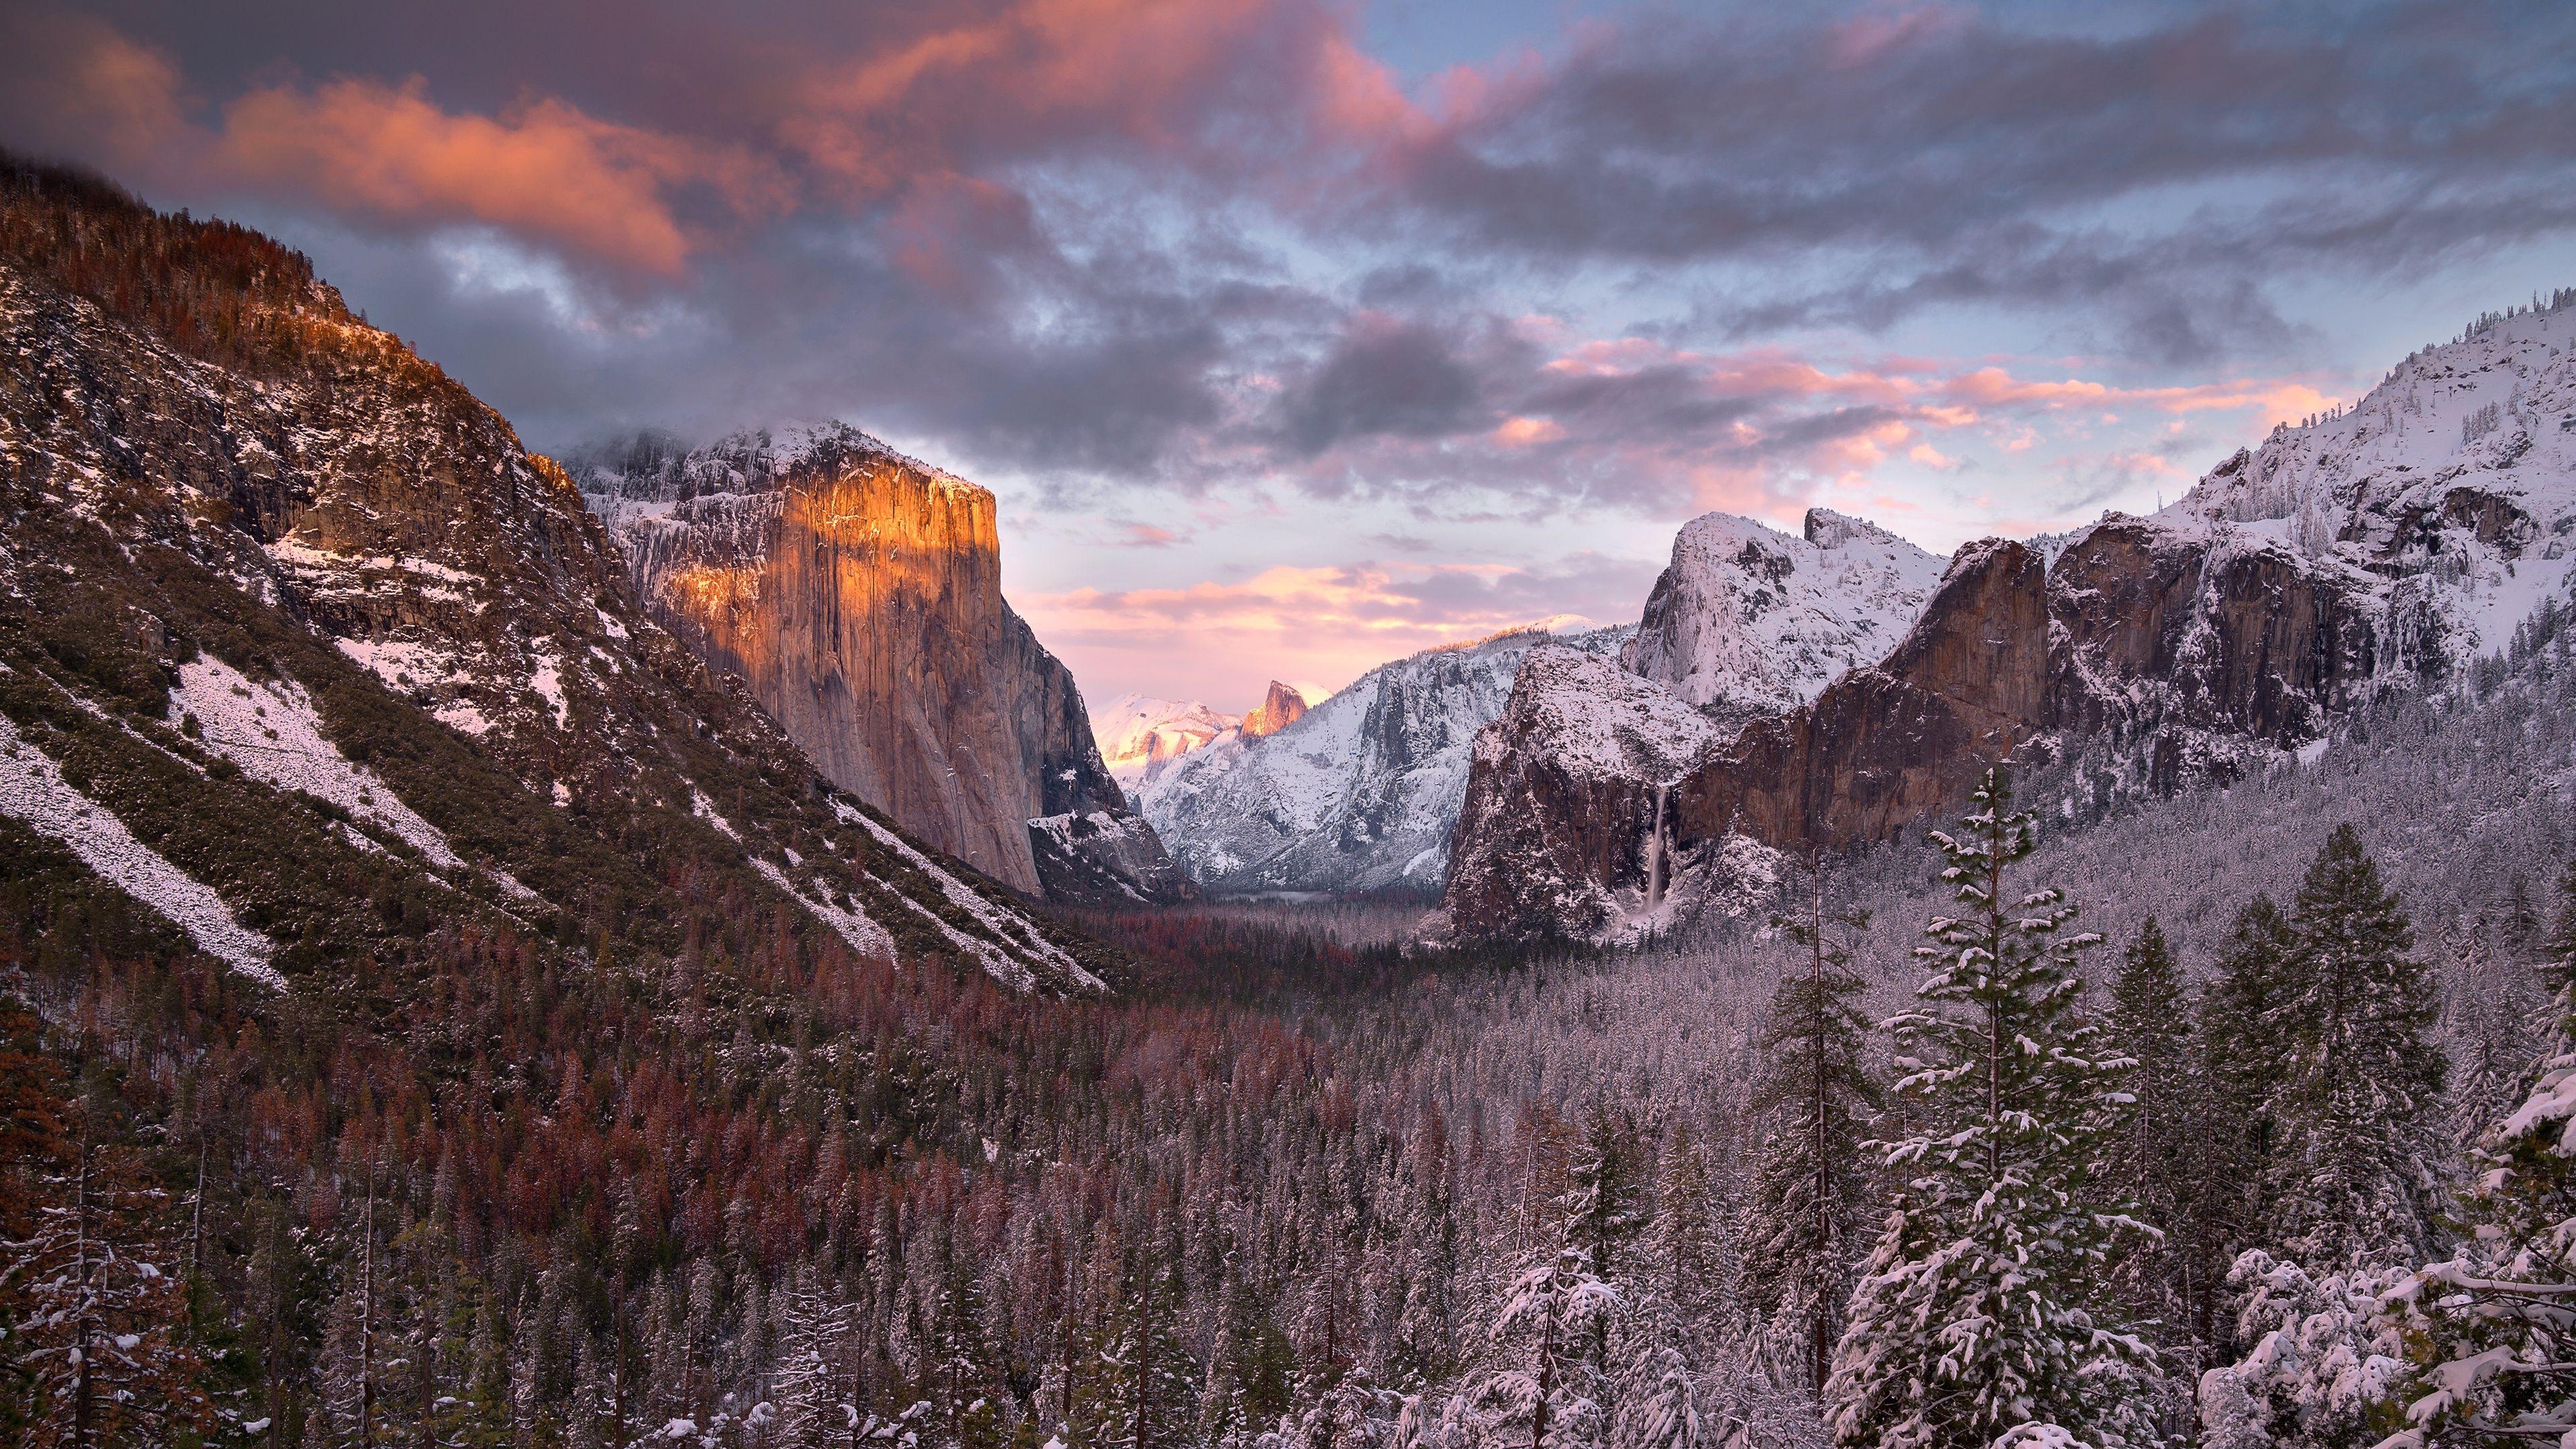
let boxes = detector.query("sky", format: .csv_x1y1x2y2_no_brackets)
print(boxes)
5,1,2575,710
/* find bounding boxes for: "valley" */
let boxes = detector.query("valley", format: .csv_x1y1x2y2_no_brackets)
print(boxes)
7,87,2576,1449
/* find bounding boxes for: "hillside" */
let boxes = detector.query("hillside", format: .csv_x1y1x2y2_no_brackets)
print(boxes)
0,156,1116,995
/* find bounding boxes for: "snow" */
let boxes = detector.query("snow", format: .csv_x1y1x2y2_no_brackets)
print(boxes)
690,788,741,840
831,799,1105,992
2167,296,2576,667
0,713,279,985
1089,693,1240,791
751,859,898,961
529,649,570,731
1140,624,1629,893
1495,645,1724,786
1621,508,1945,722
172,657,466,869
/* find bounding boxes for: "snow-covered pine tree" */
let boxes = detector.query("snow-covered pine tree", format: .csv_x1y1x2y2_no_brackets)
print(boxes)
1824,766,2160,1449
1472,1247,1619,1449
2265,824,2448,1269
1561,1106,1646,1285
927,1232,1006,1449
3,1092,212,1449
1642,1129,1726,1367
1097,1234,1197,1449
1744,853,1880,1395
2377,859,2576,1448
2102,918,2220,1358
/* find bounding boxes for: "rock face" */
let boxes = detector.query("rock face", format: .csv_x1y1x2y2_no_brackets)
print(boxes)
1444,292,2576,941
1138,625,1626,894
1240,681,1308,738
0,161,1118,992
574,427,1186,906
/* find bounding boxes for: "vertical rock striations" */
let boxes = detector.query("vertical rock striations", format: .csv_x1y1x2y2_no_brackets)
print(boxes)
576,426,1186,906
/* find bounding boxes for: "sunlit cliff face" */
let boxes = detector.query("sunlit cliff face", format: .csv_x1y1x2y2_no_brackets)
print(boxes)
615,447,1108,895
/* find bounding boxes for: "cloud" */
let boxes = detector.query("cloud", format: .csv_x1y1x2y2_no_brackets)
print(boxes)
1021,550,1655,698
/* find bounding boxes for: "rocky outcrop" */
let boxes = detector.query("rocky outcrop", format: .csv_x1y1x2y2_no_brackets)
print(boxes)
575,426,1184,906
1093,695,1240,791
1240,680,1308,738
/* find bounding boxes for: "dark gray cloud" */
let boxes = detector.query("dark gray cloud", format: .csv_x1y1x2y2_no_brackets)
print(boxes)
5,0,2573,521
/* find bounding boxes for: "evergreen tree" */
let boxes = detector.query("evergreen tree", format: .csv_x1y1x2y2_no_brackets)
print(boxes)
2199,894,2300,1282
1096,1237,1195,1449
1825,766,2159,1449
1471,1247,1618,1449
2265,824,2448,1268
2102,918,2219,1356
2377,859,2576,1448
1560,1106,1644,1284
1744,854,1880,1395
3,1087,212,1449
1641,1131,1725,1366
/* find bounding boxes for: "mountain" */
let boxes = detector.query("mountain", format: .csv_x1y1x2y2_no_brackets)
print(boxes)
1239,680,1309,737
570,427,1187,908
1442,294,2576,942
1621,507,1947,731
1136,624,1626,894
0,157,1118,994
1093,692,1240,791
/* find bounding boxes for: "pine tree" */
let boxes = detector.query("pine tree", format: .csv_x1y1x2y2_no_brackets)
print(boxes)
2377,858,2576,1448
1641,1131,1725,1366
3,1089,212,1449
1825,766,2159,1449
2199,894,2299,1285
1471,1247,1619,1449
1097,1236,1195,1449
1744,853,1880,1395
2101,918,2219,1357
2265,824,2448,1269
1560,1106,1645,1285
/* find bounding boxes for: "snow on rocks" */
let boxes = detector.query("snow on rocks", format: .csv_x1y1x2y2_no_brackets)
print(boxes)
1623,508,1945,728
171,656,466,869
832,799,1104,993
0,713,279,985
1138,622,1623,894
750,859,898,961
1090,694,1240,792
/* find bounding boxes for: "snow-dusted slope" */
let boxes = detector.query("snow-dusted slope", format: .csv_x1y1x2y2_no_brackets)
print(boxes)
1622,508,1947,730
1138,624,1627,894
2167,292,2576,667
1092,694,1240,792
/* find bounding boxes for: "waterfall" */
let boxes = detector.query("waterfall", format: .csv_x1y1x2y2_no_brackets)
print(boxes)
1645,783,1670,910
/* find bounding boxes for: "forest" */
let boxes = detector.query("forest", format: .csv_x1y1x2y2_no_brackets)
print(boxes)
9,603,2576,1449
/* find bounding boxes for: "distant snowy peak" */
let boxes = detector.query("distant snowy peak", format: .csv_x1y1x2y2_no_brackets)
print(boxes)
2169,290,2576,663
1092,694,1242,790
1138,624,1629,894
1619,506,1946,727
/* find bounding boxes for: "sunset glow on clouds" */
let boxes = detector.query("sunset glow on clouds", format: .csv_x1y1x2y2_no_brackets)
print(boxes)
7,0,2574,702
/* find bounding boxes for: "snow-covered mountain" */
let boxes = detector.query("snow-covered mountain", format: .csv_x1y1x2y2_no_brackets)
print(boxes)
1136,623,1627,894
1442,291,2576,943
2163,294,2576,663
1093,694,1241,792
1622,508,1947,731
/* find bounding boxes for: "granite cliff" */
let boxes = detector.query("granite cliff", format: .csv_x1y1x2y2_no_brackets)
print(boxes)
575,427,1186,906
